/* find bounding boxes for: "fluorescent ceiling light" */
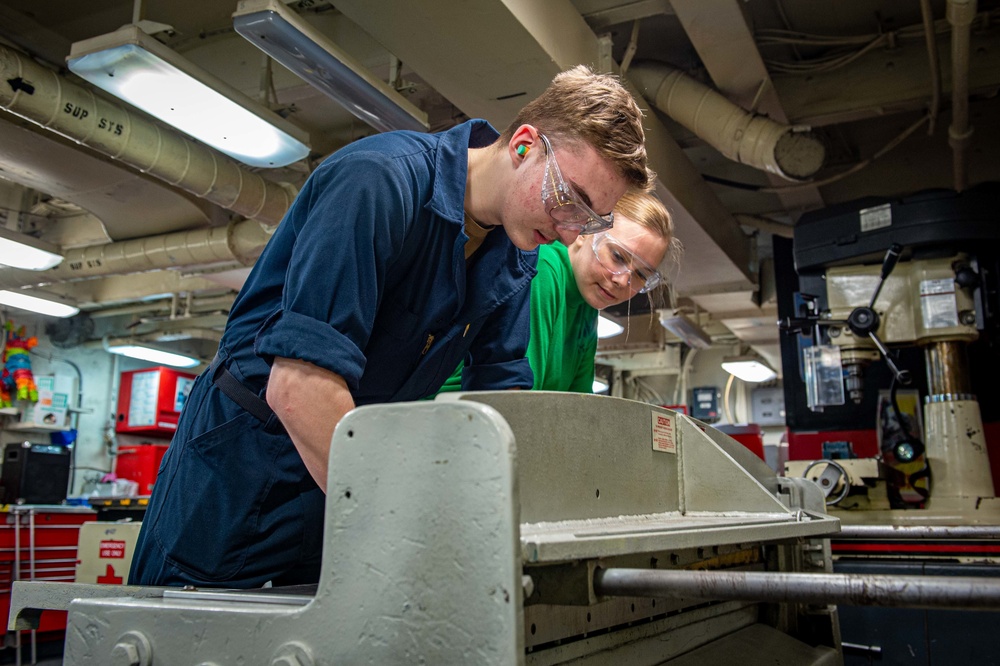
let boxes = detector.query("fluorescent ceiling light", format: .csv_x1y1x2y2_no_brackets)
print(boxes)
0,228,64,270
67,25,310,168
593,378,609,394
721,358,777,383
233,0,429,133
597,315,625,339
104,340,201,368
659,311,712,349
0,290,79,318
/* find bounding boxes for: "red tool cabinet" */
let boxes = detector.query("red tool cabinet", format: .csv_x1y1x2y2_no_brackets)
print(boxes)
115,366,197,437
0,507,96,650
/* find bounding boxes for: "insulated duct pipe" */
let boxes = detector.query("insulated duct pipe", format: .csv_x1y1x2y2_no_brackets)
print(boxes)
628,62,826,181
0,44,295,225
947,0,977,192
0,218,272,289
88,294,236,319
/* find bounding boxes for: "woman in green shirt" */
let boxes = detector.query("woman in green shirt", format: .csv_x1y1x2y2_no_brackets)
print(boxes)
441,190,675,393
527,189,674,391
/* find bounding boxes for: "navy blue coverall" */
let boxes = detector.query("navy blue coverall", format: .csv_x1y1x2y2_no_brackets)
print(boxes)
129,120,537,587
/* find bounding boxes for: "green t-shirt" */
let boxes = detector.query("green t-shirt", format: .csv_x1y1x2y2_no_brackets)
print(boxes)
438,242,597,393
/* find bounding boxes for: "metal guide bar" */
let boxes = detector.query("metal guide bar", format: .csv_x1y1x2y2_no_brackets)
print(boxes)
594,567,1000,611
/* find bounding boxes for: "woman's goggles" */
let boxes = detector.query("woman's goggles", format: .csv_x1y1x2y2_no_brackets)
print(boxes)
591,231,663,294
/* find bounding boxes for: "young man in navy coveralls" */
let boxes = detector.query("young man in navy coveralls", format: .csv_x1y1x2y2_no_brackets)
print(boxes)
130,65,653,587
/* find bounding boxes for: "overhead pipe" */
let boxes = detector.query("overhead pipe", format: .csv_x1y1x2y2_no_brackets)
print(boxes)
88,295,236,319
947,0,977,192
0,218,272,289
0,44,296,225
919,0,943,135
628,62,826,182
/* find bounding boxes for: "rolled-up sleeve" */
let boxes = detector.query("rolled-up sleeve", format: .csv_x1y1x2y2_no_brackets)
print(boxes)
253,152,411,391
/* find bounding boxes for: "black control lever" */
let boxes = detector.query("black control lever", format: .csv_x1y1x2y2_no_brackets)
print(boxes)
837,243,910,387
869,243,903,309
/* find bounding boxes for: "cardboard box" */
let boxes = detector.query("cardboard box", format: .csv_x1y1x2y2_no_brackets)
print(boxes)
20,374,76,429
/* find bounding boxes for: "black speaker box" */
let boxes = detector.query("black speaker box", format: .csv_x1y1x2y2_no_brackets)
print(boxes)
0,442,71,505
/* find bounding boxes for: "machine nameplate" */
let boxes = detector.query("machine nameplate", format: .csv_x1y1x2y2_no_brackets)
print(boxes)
859,203,892,232
920,278,959,328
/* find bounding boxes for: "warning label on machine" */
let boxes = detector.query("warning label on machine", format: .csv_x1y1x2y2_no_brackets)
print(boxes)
651,411,676,454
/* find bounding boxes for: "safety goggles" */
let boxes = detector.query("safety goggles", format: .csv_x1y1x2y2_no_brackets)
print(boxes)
539,134,614,235
591,231,664,294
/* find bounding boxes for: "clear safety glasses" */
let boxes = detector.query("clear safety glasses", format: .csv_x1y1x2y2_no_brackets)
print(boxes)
591,231,664,294
539,134,614,235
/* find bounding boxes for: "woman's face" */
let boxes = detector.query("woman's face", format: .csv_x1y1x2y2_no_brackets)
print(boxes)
567,214,669,310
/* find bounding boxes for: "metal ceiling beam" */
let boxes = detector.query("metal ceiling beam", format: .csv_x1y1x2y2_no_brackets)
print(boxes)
0,4,73,66
576,0,674,32
333,0,602,130
334,0,755,292
774,30,1000,127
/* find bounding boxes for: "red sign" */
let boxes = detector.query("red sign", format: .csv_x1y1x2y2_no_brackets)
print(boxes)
99,540,126,559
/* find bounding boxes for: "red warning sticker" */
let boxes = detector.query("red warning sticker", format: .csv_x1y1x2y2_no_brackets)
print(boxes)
651,412,676,453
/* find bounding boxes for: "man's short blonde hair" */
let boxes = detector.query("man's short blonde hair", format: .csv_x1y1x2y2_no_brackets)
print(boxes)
501,65,653,191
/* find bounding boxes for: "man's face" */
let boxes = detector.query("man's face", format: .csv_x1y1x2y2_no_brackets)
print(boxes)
504,138,627,252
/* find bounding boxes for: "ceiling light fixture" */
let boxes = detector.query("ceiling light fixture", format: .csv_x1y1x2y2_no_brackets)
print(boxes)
0,290,79,318
597,315,625,339
0,227,64,270
659,310,712,349
721,357,777,383
233,0,429,133
67,24,310,168
103,338,202,368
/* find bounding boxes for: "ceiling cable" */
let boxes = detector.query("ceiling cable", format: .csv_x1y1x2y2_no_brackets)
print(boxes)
757,9,999,75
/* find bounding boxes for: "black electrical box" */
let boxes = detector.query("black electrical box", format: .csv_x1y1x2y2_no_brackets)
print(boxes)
0,442,71,505
690,386,720,423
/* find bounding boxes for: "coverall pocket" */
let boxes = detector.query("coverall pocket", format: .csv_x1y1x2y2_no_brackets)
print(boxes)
151,409,277,582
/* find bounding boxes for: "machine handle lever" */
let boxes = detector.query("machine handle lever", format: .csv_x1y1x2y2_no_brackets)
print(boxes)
778,317,849,333
778,317,814,333
867,331,910,385
869,243,903,309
